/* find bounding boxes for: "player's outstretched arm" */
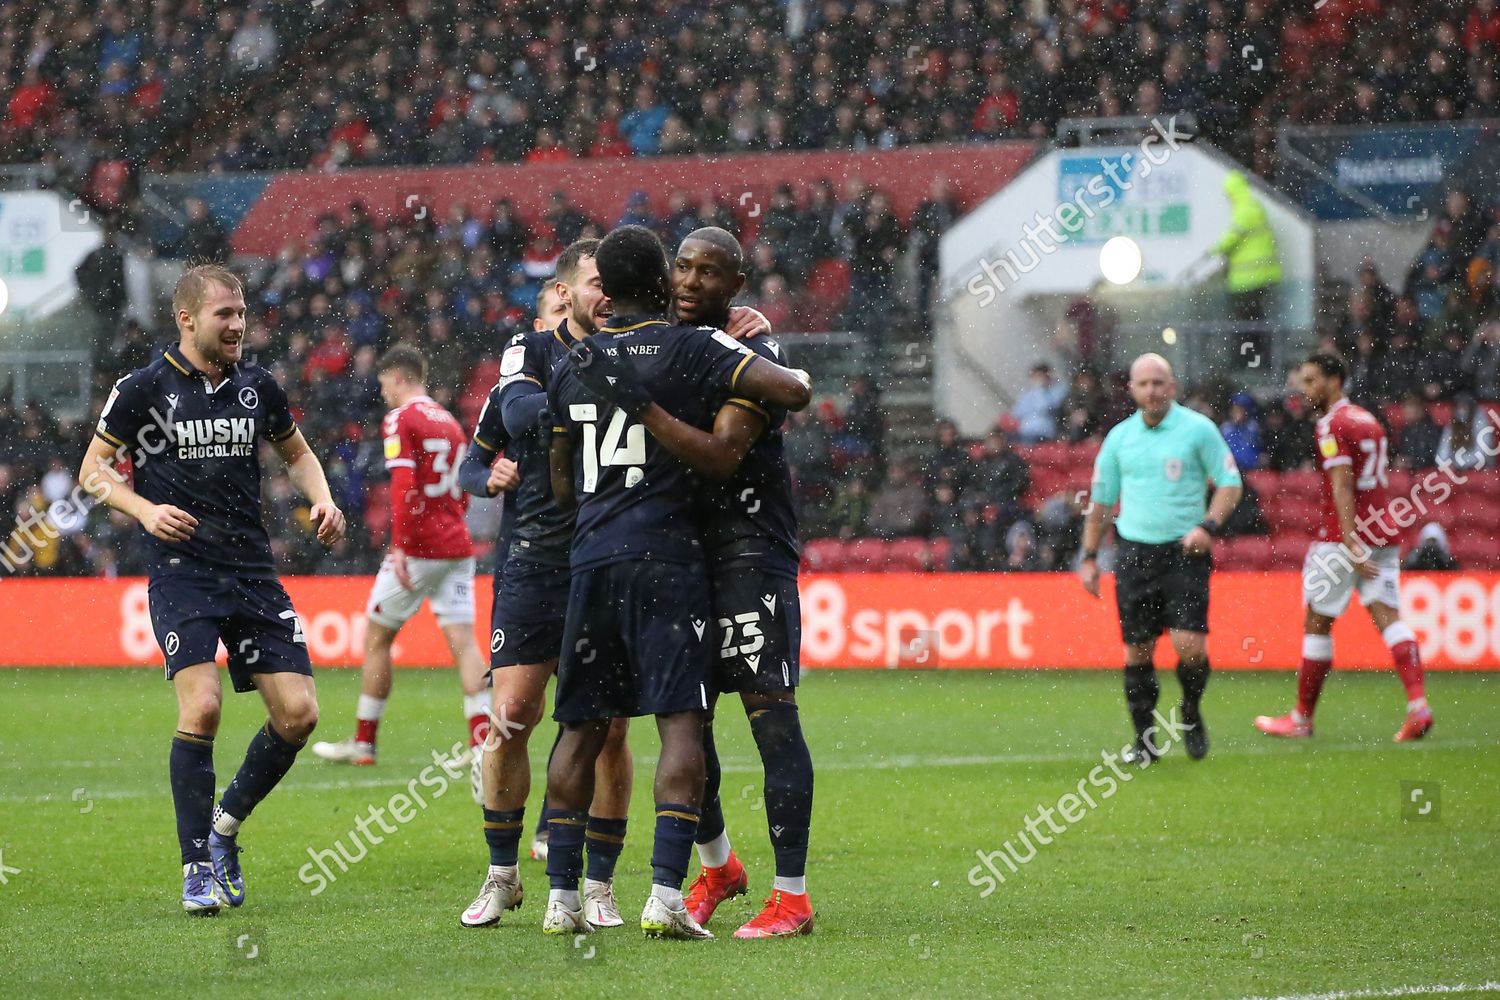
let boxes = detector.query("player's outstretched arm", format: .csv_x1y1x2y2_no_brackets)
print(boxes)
1078,498,1115,598
272,429,346,545
638,400,766,482
77,433,199,542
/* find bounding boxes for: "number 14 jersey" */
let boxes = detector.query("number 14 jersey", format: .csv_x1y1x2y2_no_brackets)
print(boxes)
547,315,759,573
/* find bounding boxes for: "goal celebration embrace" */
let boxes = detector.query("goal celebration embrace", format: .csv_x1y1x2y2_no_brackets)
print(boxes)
6,3,1500,994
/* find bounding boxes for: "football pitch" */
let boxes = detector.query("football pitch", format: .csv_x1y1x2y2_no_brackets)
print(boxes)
1,667,1497,999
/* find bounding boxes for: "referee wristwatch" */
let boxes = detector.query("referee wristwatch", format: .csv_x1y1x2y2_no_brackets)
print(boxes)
1197,518,1223,538
1081,549,1099,562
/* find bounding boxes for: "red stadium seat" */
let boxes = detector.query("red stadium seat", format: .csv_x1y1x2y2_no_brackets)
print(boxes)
1385,469,1412,499
1025,442,1073,470
1448,534,1500,569
1382,403,1406,434
1243,469,1279,498
1218,535,1273,571
885,537,932,571
845,538,887,571
928,537,952,568
1269,532,1312,569
1428,401,1454,426
1279,469,1322,496
1267,493,1321,534
802,538,846,572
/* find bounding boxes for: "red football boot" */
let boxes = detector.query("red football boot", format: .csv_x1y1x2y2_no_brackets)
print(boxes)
684,851,748,926
733,889,814,939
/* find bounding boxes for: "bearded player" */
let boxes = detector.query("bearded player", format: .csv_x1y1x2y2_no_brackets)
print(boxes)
79,263,345,913
567,227,816,937
456,240,638,929
1255,352,1433,742
312,347,518,805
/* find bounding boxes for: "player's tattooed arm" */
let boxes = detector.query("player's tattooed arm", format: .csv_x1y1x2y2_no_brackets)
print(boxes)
77,433,199,543
272,429,347,545
638,400,766,482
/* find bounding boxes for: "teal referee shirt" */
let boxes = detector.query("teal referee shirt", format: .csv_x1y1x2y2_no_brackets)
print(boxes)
1090,401,1241,544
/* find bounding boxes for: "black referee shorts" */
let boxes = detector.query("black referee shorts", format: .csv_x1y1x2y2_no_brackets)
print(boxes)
1113,539,1211,646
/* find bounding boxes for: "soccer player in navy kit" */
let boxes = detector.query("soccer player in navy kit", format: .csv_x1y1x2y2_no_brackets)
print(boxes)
541,226,811,939
580,228,816,936
78,264,346,914
454,242,638,929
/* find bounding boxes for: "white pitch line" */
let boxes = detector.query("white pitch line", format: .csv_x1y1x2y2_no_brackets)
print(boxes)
1235,981,1500,1000
4,736,1497,806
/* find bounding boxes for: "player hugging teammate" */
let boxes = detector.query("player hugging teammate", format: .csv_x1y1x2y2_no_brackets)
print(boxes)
539,225,814,939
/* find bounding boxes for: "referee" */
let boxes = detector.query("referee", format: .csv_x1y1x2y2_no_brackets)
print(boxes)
1078,353,1242,765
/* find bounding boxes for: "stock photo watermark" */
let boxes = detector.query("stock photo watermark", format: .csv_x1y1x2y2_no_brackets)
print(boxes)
297,706,525,895
966,705,1197,897
964,115,1192,308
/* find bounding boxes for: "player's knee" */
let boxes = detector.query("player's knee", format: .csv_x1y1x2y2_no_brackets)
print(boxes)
491,689,545,737
601,716,630,755
275,698,319,742
181,694,222,735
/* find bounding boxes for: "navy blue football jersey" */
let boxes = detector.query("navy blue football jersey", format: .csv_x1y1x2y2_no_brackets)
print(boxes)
547,315,760,572
697,335,800,578
492,324,579,569
95,345,298,578
467,380,513,548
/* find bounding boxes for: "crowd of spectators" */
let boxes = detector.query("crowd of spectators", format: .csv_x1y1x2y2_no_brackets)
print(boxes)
7,0,1498,183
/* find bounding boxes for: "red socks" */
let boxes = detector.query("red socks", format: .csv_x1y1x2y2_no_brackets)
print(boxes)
1383,622,1426,706
1296,635,1334,720
355,717,379,746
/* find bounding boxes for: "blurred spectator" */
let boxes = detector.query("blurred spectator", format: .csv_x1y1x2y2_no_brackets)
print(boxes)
1220,392,1262,472
1404,523,1459,570
173,198,231,262
827,478,871,541
1463,321,1500,400
1393,394,1443,469
1013,363,1067,443
865,462,929,539
1001,520,1043,572
966,428,1029,523
1436,396,1495,470
1061,368,1108,443
842,376,884,469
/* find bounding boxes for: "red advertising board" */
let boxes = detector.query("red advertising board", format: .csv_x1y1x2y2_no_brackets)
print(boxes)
3,573,1499,669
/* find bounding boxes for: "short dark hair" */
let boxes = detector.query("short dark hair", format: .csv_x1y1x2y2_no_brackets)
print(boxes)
595,225,670,308
556,237,601,287
1304,351,1348,384
681,227,744,272
377,345,427,383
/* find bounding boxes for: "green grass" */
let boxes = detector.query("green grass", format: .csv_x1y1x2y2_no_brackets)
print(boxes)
1,667,1497,999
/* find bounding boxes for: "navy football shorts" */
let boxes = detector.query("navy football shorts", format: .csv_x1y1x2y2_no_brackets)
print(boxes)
489,557,570,670
553,560,715,723
709,564,801,695
148,574,312,693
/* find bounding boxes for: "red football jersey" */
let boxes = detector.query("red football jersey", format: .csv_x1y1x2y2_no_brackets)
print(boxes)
382,396,472,559
1314,397,1395,545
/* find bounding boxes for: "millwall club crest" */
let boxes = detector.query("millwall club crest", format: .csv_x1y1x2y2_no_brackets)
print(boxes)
239,386,259,410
